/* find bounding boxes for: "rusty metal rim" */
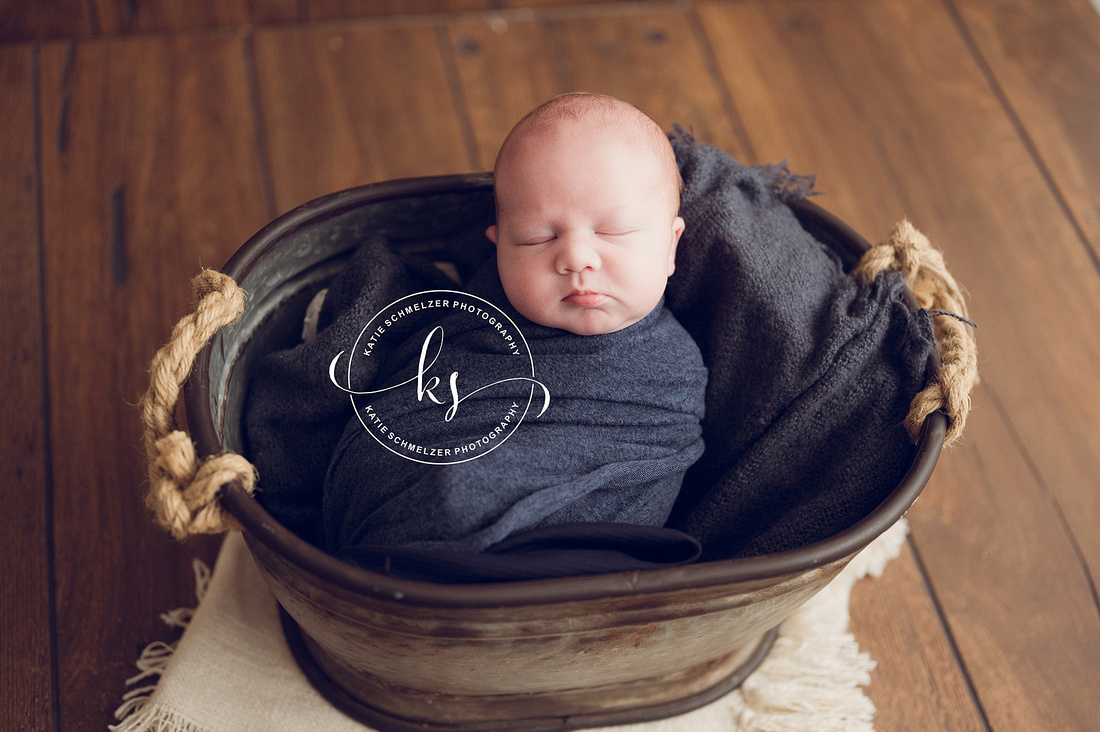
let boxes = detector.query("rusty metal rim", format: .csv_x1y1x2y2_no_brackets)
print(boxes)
185,173,946,609
279,606,780,732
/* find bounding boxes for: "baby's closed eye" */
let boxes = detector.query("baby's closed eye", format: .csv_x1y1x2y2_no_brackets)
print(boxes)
517,235,556,246
597,229,640,240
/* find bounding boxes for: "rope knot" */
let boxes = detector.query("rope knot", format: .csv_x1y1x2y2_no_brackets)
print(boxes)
852,220,978,446
147,432,256,539
140,270,257,539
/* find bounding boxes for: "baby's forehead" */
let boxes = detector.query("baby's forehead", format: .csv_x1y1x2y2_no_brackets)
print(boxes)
511,106,653,153
493,97,681,213
500,116,670,184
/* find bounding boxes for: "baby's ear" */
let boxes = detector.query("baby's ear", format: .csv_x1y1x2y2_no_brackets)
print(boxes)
486,225,499,244
668,216,685,276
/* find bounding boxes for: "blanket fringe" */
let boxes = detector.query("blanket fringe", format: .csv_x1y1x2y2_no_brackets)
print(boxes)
732,518,907,732
752,159,818,203
110,558,211,732
111,704,215,732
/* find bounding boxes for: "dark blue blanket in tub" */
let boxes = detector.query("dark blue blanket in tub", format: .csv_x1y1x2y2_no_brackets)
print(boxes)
664,133,936,559
243,134,938,579
322,256,707,556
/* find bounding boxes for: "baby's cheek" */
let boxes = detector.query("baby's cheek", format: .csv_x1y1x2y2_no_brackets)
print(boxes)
497,259,524,294
501,269,541,317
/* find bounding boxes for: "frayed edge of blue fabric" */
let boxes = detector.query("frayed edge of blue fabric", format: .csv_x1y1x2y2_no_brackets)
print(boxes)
670,123,817,203
752,159,818,203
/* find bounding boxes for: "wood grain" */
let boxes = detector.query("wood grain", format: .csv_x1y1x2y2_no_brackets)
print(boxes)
694,5,986,728
0,0,90,43
690,2,910,238
305,0,674,19
448,6,749,173
698,0,1100,728
307,0,489,21
849,544,986,732
803,0,1100,602
0,45,55,732
253,18,474,212
37,34,269,731
555,7,749,162
3,2,1098,729
92,0,297,34
446,14,563,171
951,0,1100,260
499,0,675,7
909,384,1100,731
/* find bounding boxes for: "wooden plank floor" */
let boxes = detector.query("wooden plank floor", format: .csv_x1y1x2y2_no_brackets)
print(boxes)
1,1,1097,730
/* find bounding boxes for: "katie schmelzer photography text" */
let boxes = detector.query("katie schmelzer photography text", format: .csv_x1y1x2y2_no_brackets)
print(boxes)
327,290,550,465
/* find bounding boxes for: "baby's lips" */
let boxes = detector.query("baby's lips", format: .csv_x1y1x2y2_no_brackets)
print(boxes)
563,291,608,307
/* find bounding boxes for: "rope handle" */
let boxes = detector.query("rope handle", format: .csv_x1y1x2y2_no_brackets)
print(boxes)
139,269,256,539
852,220,978,446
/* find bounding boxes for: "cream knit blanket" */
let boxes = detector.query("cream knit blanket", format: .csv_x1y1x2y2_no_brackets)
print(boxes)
112,520,908,732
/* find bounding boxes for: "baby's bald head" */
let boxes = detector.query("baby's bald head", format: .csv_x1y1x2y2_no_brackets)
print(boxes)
487,93,687,335
493,93,682,216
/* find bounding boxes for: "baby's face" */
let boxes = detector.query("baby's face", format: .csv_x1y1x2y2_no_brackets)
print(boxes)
488,126,684,336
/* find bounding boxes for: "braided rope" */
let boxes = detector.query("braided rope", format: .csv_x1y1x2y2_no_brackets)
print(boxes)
852,220,978,446
139,270,256,539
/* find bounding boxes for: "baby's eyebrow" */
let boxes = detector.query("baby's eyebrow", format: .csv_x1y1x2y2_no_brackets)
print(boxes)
601,204,637,215
596,217,641,230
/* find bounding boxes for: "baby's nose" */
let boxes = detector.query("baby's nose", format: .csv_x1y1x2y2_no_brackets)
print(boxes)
555,232,601,274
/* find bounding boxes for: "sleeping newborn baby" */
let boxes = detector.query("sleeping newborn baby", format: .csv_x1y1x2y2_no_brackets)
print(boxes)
489,93,686,336
322,93,707,557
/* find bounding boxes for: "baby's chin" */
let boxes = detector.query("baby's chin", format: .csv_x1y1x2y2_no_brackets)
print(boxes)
541,309,642,336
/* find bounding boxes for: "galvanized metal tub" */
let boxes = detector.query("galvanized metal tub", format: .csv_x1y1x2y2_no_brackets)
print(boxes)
185,173,944,732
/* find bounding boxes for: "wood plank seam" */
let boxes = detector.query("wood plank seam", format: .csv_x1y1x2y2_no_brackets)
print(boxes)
531,1,692,22
2,1,690,46
30,40,63,732
803,38,921,219
55,43,74,155
2,3,686,49
939,0,1100,274
84,0,101,36
907,534,994,732
289,8,522,38
241,31,279,220
770,9,922,217
683,5,759,165
983,382,1100,618
110,183,126,285
432,21,483,171
121,0,137,33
